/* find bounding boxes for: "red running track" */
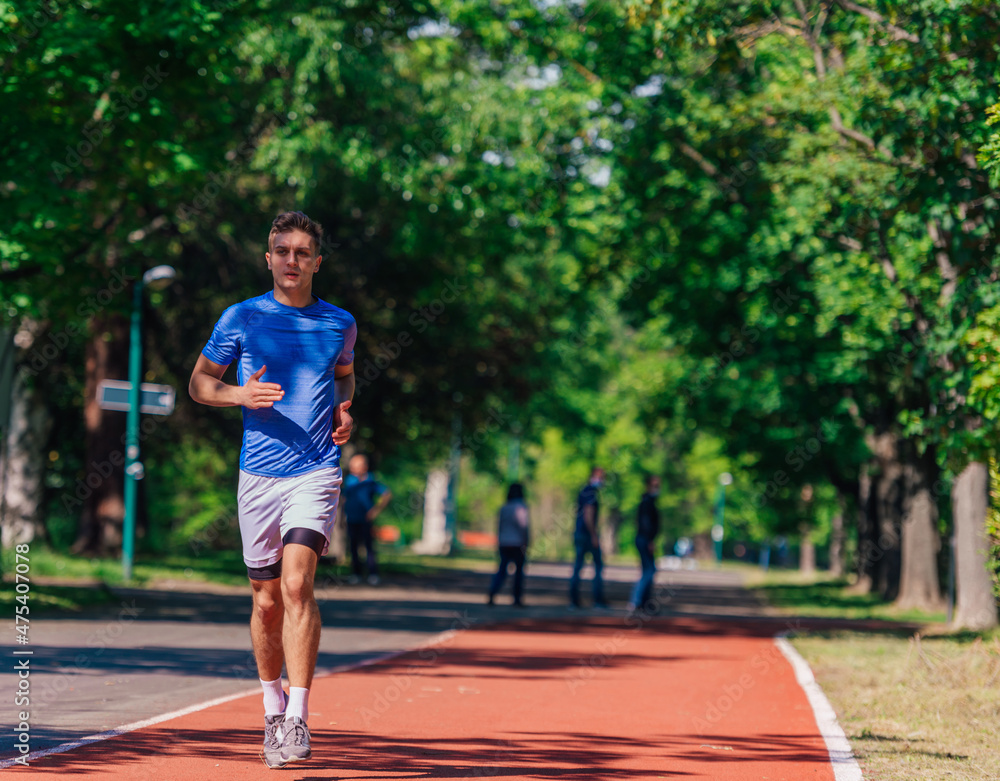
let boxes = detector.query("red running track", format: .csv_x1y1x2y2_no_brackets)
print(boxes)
7,616,837,780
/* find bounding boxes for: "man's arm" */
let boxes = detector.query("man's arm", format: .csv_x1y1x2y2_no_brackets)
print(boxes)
367,486,392,521
188,354,284,408
334,363,355,406
331,363,355,445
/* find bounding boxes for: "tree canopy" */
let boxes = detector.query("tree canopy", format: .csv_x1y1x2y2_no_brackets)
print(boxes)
2,0,999,622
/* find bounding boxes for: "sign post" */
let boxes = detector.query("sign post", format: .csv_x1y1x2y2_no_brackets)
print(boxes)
99,260,175,581
97,379,175,581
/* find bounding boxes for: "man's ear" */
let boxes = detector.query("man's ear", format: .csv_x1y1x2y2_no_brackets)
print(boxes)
265,251,272,270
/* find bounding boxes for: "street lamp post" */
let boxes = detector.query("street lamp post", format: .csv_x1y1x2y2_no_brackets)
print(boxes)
123,265,175,581
713,472,733,567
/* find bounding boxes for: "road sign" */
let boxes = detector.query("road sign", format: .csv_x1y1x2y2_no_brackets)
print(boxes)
98,380,175,415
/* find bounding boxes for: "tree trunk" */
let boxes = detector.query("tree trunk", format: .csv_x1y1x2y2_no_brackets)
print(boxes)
72,313,129,555
952,462,999,630
828,497,846,578
1,371,52,548
534,487,557,557
872,430,904,602
895,445,943,611
412,468,450,555
692,532,715,560
853,462,879,592
798,522,815,575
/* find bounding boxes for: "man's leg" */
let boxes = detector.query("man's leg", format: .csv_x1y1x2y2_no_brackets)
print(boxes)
365,522,378,578
347,524,364,578
281,543,321,693
629,544,652,610
591,542,606,605
265,539,321,765
640,546,656,607
250,575,286,700
569,538,586,606
488,548,511,603
275,463,341,766
251,573,291,769
512,547,526,605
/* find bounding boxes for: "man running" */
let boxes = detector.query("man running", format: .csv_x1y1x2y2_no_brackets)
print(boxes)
189,211,356,769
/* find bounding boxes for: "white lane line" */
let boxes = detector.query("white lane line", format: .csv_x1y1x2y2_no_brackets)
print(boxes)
0,628,459,769
775,634,864,781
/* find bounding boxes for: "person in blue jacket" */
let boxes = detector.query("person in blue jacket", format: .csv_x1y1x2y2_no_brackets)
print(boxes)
341,454,392,585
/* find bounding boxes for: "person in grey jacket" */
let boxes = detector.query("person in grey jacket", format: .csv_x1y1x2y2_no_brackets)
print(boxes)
487,483,530,606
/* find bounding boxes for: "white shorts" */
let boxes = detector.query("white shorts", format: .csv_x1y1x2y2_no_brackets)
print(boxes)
237,466,342,569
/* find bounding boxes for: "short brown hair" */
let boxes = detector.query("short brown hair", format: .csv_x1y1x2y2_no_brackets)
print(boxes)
268,211,323,253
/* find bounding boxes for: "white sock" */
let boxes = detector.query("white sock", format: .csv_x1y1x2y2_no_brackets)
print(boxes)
285,687,309,723
261,678,286,716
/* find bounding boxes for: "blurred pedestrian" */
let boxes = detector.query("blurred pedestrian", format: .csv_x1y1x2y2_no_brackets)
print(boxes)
569,466,608,608
627,475,661,616
488,483,531,606
342,454,392,585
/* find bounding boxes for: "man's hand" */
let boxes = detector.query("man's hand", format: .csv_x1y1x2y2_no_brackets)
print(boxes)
591,534,600,549
240,366,284,409
366,489,391,522
332,400,353,445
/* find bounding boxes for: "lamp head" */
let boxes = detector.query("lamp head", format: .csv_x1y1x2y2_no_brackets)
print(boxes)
142,265,176,290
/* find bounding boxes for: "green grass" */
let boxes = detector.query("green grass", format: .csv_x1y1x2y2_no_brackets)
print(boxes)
0,581,120,613
1,545,252,588
793,630,1000,781
750,568,998,778
752,571,949,624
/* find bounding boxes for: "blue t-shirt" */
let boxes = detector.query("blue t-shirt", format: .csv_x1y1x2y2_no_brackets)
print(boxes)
575,482,600,536
342,474,387,524
202,291,357,477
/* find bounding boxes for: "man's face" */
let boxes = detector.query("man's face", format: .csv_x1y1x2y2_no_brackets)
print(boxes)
349,455,368,477
649,477,662,494
266,229,321,295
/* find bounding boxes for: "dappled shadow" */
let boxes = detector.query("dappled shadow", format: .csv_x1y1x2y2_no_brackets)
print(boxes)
352,646,729,680
20,643,375,679
15,726,834,777
848,732,969,762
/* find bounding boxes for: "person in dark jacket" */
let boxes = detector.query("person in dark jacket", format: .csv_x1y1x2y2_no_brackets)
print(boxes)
627,475,661,614
488,483,531,606
569,467,608,608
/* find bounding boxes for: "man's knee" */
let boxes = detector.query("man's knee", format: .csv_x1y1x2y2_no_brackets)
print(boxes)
252,583,283,623
281,571,315,608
